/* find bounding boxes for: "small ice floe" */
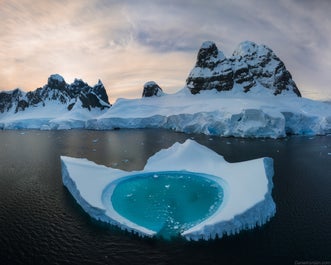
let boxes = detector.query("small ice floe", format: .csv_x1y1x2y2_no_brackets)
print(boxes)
122,159,129,163
92,149,97,152
92,139,99,143
153,174,159,178
165,184,170,189
328,153,331,156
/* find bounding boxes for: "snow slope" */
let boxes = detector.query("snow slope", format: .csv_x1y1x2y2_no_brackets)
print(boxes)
0,99,108,130
61,140,276,240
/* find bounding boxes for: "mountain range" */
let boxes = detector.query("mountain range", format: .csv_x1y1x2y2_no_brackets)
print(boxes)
0,74,110,114
1,40,329,138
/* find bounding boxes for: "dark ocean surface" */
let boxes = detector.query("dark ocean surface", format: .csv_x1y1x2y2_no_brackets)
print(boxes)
0,129,330,265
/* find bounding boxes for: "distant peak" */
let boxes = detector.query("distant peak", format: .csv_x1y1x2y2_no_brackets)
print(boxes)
142,81,163,97
200,41,216,50
233,41,273,58
48,74,65,83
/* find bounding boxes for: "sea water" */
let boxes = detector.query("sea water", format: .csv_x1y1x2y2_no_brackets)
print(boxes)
0,129,330,264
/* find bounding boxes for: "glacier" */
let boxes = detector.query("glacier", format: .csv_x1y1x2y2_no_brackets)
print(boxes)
61,140,276,240
0,86,330,138
86,87,331,138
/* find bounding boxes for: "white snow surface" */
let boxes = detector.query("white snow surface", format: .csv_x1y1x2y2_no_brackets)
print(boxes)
0,99,107,130
1,87,331,138
61,139,276,240
88,87,331,138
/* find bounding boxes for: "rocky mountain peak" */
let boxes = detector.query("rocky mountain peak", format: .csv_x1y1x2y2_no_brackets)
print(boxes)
142,81,164,97
91,79,109,103
0,74,111,113
47,74,66,90
196,41,226,69
186,41,233,94
186,40,301,97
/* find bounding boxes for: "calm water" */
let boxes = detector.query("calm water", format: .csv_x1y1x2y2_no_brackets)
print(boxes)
110,171,223,238
0,129,330,265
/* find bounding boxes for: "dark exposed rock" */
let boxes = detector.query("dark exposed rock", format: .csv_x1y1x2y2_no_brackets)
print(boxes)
232,41,301,96
0,88,23,113
186,41,234,94
91,80,109,103
142,81,164,97
47,74,67,91
0,74,111,114
231,59,256,92
15,99,29,112
186,40,301,97
79,92,109,110
196,41,219,69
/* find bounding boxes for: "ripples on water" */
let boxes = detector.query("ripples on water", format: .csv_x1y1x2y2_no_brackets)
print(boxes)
0,129,330,265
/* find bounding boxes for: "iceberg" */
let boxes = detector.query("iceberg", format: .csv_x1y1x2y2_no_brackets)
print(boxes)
61,140,276,240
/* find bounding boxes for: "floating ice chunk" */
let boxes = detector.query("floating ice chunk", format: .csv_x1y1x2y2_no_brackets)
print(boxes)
61,139,276,240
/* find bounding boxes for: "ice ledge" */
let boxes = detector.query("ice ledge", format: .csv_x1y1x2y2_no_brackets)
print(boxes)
61,139,276,240
1,90,330,138
182,158,275,240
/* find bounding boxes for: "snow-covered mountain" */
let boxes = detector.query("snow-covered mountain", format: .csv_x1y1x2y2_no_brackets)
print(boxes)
142,81,164,97
0,74,111,130
0,41,330,137
0,74,110,114
186,41,301,96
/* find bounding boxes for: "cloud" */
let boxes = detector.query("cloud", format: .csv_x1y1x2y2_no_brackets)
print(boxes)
0,0,330,101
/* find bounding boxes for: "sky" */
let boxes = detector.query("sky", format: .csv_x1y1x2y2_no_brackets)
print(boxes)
1,0,331,102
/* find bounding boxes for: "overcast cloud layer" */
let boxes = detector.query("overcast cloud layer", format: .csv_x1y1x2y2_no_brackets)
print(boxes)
1,0,330,101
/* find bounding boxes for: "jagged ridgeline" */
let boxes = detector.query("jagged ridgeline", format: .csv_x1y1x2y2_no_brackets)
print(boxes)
0,74,111,113
186,41,301,97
